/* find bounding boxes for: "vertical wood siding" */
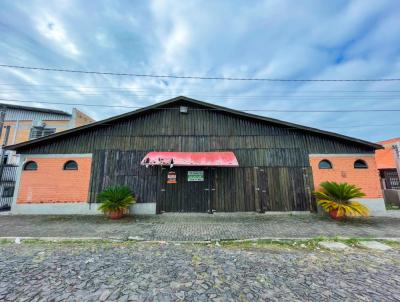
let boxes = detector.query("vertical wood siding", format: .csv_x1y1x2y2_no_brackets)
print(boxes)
16,104,374,212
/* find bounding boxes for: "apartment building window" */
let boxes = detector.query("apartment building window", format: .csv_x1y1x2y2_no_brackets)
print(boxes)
29,127,56,140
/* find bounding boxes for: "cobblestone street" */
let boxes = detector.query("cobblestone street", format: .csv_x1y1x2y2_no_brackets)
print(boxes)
1,213,400,240
0,241,399,301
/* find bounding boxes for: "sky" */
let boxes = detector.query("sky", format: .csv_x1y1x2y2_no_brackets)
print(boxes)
0,0,399,142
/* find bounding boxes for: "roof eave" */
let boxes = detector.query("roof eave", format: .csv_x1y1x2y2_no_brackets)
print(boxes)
5,96,383,151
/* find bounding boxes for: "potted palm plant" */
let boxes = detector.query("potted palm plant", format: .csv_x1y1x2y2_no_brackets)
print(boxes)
97,186,135,219
314,181,369,220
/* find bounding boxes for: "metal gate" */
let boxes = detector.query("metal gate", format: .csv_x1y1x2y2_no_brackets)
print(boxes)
381,169,400,190
0,164,18,210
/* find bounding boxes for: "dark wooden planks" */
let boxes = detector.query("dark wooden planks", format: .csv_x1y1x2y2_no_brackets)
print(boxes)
17,103,374,155
16,102,375,212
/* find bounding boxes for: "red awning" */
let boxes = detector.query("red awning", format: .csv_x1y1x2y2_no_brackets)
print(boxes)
140,152,239,167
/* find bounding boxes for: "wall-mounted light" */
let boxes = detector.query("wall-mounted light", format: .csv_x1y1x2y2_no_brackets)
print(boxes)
180,106,188,114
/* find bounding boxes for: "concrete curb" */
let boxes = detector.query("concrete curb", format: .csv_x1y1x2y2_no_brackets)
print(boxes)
1,236,400,243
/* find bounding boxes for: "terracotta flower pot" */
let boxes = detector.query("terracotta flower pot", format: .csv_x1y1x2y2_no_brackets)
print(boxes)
106,209,124,219
329,209,343,220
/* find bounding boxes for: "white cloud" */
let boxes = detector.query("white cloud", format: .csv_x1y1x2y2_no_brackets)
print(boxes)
0,0,399,141
35,14,80,57
4,69,39,85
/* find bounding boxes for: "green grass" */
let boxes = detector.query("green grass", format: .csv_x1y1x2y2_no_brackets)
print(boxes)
0,238,140,246
0,237,398,249
218,237,400,250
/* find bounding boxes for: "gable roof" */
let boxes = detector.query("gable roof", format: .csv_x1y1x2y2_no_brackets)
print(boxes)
5,96,383,151
0,103,71,116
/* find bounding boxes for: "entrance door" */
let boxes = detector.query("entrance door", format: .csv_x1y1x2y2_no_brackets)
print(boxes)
160,167,211,212
255,167,269,212
254,167,313,212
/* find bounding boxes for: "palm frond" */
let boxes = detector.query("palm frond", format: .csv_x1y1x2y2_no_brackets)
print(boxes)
97,186,136,213
314,181,365,203
314,182,369,218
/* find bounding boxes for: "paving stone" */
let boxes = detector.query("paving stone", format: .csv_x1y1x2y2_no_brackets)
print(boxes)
1,213,400,241
99,290,111,301
0,242,399,301
359,241,393,251
128,236,144,241
318,241,350,251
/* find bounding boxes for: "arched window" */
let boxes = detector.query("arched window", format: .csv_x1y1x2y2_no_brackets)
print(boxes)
354,159,368,169
318,159,332,169
23,161,38,171
63,160,78,170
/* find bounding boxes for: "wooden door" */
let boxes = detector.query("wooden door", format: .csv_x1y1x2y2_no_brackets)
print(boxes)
255,167,313,212
161,167,211,212
255,167,270,212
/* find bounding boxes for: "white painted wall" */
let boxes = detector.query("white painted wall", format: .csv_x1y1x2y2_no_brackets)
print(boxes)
355,198,386,216
11,202,157,215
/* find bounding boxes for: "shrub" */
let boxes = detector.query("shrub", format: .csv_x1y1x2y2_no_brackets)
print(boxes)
314,181,369,218
97,186,135,213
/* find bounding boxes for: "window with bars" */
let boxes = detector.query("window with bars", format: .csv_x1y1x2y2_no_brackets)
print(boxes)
2,186,15,198
383,170,400,190
29,127,56,140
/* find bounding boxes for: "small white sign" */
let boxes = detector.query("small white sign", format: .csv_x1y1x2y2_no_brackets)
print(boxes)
188,171,204,181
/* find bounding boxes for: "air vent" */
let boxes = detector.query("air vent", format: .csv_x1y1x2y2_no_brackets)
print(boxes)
180,106,188,114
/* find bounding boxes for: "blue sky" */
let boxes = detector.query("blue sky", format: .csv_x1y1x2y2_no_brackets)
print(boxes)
0,0,399,142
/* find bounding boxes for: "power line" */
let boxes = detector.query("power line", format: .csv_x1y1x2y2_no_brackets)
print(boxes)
3,88,400,101
4,91,400,100
95,123,400,130
4,88,400,97
1,64,400,82
3,122,398,130
2,83,400,93
3,83,400,99
1,97,400,113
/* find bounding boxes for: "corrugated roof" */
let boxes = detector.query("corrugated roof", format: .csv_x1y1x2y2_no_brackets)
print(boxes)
5,96,383,151
0,103,71,116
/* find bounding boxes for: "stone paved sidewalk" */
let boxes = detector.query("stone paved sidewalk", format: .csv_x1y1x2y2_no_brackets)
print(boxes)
1,213,400,240
0,242,399,301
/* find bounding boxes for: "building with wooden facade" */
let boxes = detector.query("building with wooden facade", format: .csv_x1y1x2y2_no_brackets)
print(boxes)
6,96,386,215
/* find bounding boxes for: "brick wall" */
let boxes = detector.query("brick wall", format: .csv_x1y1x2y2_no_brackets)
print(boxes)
17,157,92,204
309,155,382,198
72,109,95,128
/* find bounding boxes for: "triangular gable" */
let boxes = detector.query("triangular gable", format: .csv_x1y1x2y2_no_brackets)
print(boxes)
5,96,383,151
